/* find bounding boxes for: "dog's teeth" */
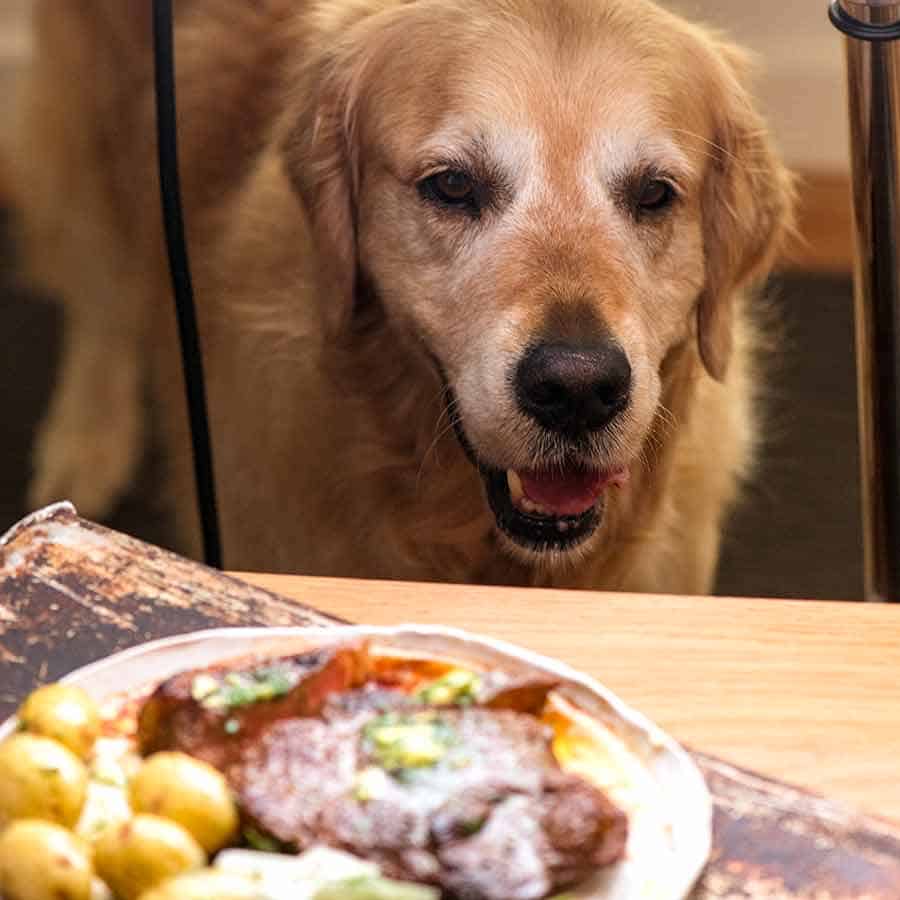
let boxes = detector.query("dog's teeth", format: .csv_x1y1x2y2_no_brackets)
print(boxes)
507,470,524,503
558,521,570,533
508,471,556,518
520,496,553,517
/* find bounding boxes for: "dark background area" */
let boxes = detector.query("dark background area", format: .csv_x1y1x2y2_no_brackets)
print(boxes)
0,211,864,600
714,275,863,601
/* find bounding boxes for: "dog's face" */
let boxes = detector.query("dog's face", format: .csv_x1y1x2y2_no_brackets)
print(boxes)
286,0,791,565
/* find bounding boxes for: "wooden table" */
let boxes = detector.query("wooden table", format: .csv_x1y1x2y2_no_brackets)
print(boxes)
242,573,900,822
4,505,900,898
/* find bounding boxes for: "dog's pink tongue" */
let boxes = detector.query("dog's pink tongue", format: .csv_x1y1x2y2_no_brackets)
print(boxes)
520,468,607,517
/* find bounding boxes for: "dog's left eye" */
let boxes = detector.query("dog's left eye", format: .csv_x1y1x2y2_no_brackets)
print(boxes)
419,169,477,209
637,178,676,214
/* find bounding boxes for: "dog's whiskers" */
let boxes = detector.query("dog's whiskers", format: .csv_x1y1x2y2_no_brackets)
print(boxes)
669,127,737,164
654,403,679,436
669,127,772,176
415,395,460,493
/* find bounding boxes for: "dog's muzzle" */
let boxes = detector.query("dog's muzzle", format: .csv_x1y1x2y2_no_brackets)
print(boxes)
442,337,631,553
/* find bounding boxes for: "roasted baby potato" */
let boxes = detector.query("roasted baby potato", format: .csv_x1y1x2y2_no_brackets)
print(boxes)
0,734,88,827
17,684,101,759
137,868,265,900
95,814,206,900
0,819,94,900
129,752,238,853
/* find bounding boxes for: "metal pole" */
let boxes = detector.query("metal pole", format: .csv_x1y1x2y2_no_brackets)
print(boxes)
830,0,900,601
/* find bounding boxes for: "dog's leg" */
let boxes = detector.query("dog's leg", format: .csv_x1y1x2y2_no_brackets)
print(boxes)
18,2,152,520
675,520,723,596
27,258,147,520
15,98,147,521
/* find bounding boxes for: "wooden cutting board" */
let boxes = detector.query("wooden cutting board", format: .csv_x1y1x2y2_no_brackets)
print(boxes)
2,503,899,900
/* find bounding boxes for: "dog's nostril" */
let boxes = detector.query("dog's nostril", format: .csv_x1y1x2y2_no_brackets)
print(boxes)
515,341,631,434
530,380,569,409
593,371,630,409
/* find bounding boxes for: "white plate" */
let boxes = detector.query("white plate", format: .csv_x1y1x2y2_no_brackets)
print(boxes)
0,625,712,900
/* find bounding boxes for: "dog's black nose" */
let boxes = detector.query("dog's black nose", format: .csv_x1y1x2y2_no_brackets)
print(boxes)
515,340,632,434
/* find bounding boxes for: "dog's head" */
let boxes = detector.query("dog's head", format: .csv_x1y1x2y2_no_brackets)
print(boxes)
284,0,793,564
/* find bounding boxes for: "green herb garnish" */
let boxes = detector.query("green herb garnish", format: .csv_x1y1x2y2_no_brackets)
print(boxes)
191,665,296,711
242,825,288,853
313,875,439,900
364,712,457,772
414,669,481,706
459,816,486,836
190,674,219,703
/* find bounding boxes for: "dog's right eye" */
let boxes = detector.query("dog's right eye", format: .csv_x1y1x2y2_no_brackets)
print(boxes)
419,169,478,211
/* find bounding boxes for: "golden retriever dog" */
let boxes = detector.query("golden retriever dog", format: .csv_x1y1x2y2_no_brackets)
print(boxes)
13,0,792,592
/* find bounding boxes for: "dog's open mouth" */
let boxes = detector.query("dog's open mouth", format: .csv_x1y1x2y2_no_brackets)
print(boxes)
481,465,626,552
439,378,625,553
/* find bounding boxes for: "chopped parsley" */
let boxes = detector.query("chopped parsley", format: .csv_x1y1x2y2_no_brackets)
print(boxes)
191,666,296,711
460,816,487,836
242,825,288,853
364,712,458,773
313,875,439,900
414,669,481,706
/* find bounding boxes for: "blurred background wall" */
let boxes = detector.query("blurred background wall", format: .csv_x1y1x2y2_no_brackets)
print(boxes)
0,0,29,139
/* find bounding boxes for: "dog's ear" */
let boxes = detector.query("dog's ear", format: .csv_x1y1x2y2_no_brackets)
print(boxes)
696,43,794,381
280,3,414,333
281,53,363,335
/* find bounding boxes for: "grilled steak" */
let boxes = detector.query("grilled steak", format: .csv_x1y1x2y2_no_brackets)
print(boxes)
137,642,369,771
236,697,627,899
137,646,628,899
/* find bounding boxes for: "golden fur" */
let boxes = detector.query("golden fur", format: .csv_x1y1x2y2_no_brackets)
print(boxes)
13,0,793,592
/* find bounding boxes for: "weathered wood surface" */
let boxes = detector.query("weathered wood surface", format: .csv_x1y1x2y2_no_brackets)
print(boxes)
0,503,338,712
1,504,899,899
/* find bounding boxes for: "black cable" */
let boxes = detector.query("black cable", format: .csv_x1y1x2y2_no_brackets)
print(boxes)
151,0,223,568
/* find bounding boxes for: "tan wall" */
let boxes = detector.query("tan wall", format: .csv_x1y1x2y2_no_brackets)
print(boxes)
0,0,31,147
